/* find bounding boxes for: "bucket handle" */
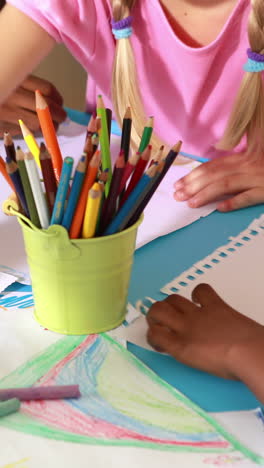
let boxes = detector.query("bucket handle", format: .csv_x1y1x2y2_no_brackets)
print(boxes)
5,205,45,234
4,205,81,260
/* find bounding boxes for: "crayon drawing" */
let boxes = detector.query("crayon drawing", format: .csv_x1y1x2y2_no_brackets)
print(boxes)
1,459,29,468
0,334,262,464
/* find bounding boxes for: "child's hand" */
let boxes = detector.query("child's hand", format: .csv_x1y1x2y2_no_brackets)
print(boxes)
0,74,67,137
146,284,264,380
173,152,264,211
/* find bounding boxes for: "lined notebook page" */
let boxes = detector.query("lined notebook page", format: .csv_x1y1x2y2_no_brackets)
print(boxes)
161,215,264,326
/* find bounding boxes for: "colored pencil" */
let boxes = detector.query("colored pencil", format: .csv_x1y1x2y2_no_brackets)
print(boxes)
106,107,112,143
103,165,158,236
95,115,102,134
127,142,182,228
4,132,16,162
113,164,160,232
2,192,20,216
24,152,50,229
96,95,112,195
0,399,20,418
120,106,132,162
98,168,109,186
69,151,101,239
83,134,93,163
0,385,81,401
16,147,41,227
62,155,87,231
138,116,154,153
149,145,164,167
99,151,125,233
0,156,15,191
120,144,152,205
19,119,40,167
35,90,63,181
86,111,97,140
92,132,99,154
50,157,74,226
82,182,102,238
39,142,57,213
118,151,140,195
5,159,29,217
95,168,109,232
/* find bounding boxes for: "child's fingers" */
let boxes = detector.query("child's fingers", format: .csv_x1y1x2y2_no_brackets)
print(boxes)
174,166,247,203
22,75,64,105
147,300,186,332
174,154,239,191
0,121,21,137
147,323,183,356
191,283,222,306
217,188,264,212
165,293,196,314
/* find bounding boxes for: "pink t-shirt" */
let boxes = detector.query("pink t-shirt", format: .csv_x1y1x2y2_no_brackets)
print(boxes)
7,0,250,158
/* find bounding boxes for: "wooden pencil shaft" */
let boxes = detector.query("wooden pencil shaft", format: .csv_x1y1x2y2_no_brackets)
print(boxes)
17,157,41,227
24,154,50,229
4,133,16,162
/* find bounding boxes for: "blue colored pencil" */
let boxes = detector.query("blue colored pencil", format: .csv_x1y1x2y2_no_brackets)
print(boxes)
179,151,209,163
50,157,74,225
103,164,157,236
62,155,87,231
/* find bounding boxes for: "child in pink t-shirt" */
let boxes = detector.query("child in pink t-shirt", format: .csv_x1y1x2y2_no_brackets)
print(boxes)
0,0,264,398
0,0,264,213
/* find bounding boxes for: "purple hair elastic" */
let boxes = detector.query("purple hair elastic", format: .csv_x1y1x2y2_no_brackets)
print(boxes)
247,48,264,63
111,16,133,30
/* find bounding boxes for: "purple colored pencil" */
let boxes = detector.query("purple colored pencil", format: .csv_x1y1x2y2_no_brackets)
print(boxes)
0,385,81,401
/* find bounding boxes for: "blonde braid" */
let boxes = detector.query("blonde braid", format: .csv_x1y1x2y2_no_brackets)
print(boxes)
217,0,264,154
111,0,164,152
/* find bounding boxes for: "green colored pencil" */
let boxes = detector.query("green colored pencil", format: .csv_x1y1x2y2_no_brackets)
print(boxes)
138,116,154,153
96,95,112,196
16,148,41,228
0,398,20,418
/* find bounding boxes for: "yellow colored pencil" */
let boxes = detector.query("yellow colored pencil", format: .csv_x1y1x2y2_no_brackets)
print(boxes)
82,183,102,239
19,119,40,167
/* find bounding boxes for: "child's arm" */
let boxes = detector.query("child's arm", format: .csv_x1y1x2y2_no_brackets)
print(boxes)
0,4,55,105
146,283,264,404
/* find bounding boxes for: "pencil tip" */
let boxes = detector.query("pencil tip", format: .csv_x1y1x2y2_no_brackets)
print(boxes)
173,141,182,152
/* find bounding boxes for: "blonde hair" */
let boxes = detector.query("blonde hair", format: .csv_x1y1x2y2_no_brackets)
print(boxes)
111,0,264,155
111,0,163,151
217,0,264,154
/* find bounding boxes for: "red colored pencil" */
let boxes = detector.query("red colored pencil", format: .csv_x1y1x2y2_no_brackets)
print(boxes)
118,151,140,195
120,145,152,205
39,142,58,213
99,151,125,233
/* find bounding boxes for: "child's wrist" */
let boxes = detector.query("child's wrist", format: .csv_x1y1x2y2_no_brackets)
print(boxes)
229,329,264,383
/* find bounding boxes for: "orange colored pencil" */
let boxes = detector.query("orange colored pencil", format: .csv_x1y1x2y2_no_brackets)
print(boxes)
69,150,101,239
0,156,15,191
35,90,63,182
